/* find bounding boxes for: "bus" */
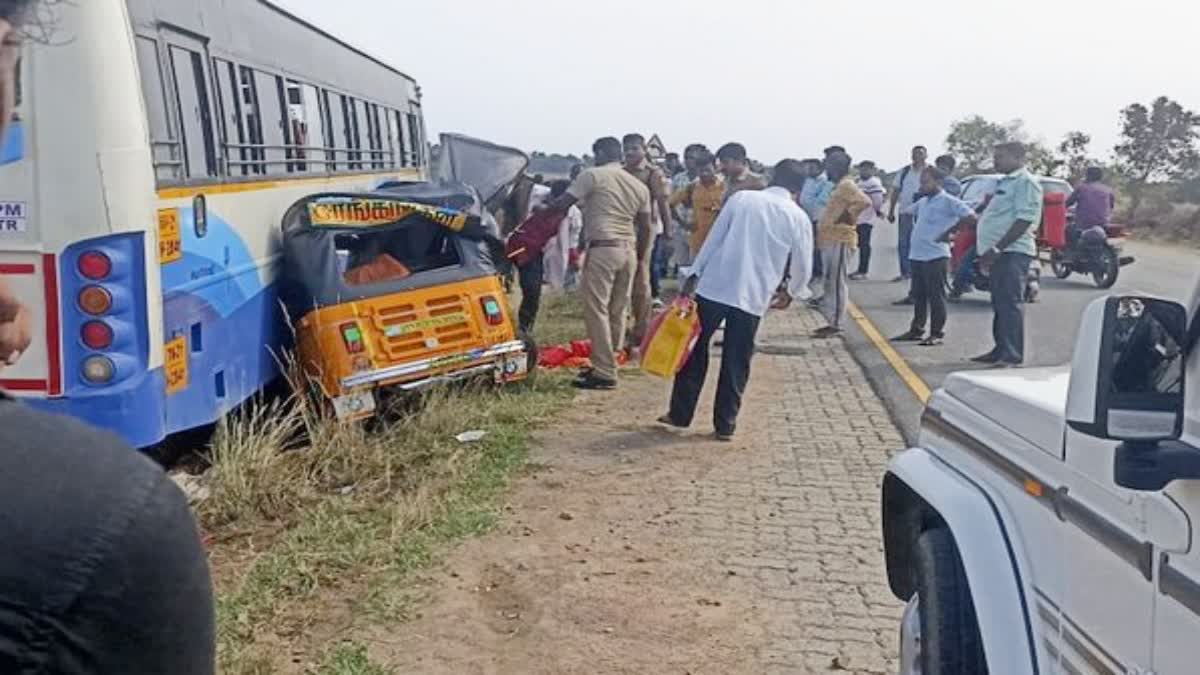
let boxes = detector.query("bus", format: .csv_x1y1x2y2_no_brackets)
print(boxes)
0,0,427,447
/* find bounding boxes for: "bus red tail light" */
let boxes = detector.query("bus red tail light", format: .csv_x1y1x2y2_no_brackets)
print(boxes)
77,251,112,280
81,321,113,350
78,286,112,316
480,296,504,326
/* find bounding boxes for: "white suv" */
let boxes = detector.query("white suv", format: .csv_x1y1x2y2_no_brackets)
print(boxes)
882,277,1199,674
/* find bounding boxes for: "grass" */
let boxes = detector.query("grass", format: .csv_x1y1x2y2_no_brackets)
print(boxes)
205,295,581,673
317,642,392,675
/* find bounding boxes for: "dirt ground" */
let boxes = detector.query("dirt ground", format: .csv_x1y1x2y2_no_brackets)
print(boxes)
356,309,904,674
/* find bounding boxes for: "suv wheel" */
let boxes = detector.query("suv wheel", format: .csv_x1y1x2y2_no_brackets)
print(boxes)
902,528,988,675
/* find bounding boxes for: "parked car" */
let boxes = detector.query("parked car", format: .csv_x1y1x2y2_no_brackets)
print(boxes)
882,274,1199,673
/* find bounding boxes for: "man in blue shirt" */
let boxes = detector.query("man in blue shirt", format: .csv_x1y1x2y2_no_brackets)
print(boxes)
971,142,1043,367
893,168,977,346
887,145,929,282
936,154,963,197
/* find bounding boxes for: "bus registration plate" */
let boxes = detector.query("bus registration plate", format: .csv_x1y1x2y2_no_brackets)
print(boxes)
165,336,188,394
158,208,182,265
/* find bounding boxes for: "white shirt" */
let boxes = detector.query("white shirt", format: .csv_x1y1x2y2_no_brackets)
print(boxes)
691,186,814,317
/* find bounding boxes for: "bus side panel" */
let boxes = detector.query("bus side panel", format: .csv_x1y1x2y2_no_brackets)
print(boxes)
160,205,286,435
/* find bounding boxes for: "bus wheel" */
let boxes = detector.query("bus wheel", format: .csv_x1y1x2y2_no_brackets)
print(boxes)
907,528,988,675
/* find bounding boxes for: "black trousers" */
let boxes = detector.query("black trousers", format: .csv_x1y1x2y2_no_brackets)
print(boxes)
669,296,760,436
517,255,544,333
910,257,949,337
855,223,873,274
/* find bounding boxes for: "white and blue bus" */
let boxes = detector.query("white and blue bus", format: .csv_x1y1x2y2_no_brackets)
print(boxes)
0,0,427,447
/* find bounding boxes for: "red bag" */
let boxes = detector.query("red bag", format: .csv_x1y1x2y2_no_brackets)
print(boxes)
505,209,566,267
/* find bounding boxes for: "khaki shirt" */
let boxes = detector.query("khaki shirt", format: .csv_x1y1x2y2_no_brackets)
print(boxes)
624,160,670,233
722,169,768,204
567,163,651,243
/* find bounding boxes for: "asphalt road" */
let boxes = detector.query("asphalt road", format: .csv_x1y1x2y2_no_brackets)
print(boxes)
832,235,1200,443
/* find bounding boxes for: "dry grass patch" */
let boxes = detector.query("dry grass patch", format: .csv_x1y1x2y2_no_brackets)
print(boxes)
206,295,581,673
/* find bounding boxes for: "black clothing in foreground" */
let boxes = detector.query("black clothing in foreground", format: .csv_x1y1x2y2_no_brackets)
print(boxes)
0,397,215,674
669,295,760,436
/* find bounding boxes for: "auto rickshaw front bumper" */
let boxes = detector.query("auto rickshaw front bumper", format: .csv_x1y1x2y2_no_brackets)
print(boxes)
331,340,530,419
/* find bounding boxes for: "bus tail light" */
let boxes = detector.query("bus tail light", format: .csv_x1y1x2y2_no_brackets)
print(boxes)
77,251,112,280
81,355,115,384
81,321,113,350
78,286,112,316
340,322,365,354
480,296,504,326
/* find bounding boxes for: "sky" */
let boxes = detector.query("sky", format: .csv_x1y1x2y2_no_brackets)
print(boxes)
279,0,1198,170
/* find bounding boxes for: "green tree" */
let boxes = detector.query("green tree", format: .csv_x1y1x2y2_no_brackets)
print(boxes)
1113,96,1200,217
945,116,1055,175
1056,131,1094,182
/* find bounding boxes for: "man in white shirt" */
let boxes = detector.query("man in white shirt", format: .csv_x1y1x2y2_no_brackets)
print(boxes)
658,159,814,441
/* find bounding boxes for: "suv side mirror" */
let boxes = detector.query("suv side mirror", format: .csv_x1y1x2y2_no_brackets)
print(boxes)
1067,295,1197,491
1067,295,1188,442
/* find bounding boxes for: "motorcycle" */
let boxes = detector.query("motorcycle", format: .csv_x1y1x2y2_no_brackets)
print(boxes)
1046,224,1135,290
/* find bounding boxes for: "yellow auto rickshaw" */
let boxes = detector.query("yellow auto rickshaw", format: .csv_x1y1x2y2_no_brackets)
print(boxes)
280,136,534,420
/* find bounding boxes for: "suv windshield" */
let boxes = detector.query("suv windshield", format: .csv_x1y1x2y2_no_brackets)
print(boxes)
960,177,998,206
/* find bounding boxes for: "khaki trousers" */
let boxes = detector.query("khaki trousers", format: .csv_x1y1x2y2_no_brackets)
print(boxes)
629,234,655,345
581,245,637,381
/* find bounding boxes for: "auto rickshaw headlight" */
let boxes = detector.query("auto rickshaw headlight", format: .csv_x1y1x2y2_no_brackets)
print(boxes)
340,322,365,354
480,296,504,326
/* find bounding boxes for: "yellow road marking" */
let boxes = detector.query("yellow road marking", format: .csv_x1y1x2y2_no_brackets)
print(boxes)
847,301,932,404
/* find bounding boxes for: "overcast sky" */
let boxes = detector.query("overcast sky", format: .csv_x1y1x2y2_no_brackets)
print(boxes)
280,0,1197,169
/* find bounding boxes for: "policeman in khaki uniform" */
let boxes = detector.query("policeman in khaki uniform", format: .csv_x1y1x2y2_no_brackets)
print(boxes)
539,137,651,390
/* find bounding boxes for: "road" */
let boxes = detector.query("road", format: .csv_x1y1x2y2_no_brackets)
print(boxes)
837,236,1200,442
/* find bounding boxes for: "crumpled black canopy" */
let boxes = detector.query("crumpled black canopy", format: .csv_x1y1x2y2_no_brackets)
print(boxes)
279,183,504,315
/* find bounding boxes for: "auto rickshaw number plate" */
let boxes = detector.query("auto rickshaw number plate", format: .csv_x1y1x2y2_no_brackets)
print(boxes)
333,390,377,420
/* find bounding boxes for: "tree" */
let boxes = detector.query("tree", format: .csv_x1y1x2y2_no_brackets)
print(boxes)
1056,131,1094,183
945,116,1055,175
945,116,1012,174
1113,96,1200,217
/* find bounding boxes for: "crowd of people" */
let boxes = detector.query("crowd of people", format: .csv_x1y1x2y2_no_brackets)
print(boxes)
517,132,1080,440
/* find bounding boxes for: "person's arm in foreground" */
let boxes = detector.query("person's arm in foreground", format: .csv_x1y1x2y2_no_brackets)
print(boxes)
775,211,814,308
682,196,737,295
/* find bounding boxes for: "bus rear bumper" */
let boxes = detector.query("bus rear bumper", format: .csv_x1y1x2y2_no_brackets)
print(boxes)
22,370,168,449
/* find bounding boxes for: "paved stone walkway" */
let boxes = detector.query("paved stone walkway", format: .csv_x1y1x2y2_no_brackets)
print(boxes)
381,307,907,674
678,309,906,673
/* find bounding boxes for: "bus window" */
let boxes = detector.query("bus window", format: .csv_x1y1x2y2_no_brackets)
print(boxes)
254,71,286,175
406,112,422,167
133,37,181,182
284,79,303,172
300,84,326,173
382,107,397,167
326,90,346,172
167,46,218,179
342,96,361,170
367,103,383,169
237,66,265,175
213,59,242,175
391,110,407,167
